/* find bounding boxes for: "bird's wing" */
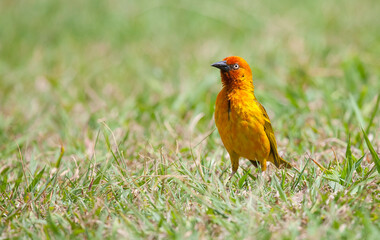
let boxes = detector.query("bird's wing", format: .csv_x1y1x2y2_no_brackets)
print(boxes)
254,99,291,168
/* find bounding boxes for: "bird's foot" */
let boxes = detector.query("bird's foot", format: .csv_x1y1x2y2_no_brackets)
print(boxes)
258,170,272,183
228,170,236,181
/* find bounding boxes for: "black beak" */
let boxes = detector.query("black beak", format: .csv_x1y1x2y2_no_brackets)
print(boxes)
211,60,230,72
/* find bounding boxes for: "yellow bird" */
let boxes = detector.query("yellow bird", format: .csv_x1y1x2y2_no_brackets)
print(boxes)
212,56,292,178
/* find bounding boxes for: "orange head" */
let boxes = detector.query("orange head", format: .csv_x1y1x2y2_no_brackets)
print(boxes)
211,56,253,89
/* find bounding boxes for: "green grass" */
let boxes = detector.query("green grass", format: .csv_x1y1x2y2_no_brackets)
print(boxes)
1,0,380,239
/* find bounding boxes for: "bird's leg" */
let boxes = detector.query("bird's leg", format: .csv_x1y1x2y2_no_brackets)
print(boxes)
258,159,272,182
260,159,267,171
228,151,240,180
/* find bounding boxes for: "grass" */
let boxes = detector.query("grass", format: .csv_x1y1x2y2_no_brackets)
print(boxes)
1,0,380,239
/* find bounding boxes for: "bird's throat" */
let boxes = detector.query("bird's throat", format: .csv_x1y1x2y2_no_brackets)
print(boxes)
224,82,255,99
222,74,254,94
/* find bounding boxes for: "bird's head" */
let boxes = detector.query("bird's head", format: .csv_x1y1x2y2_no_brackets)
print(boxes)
211,56,253,88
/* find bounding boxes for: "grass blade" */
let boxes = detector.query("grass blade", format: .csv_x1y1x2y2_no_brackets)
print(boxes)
350,94,365,128
362,128,380,174
365,94,380,134
272,175,287,202
25,167,45,193
354,155,365,175
343,136,355,185
238,170,249,188
291,157,310,191
55,145,65,168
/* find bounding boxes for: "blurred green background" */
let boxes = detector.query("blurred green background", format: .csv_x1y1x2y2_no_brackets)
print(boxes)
1,0,380,238
1,0,379,151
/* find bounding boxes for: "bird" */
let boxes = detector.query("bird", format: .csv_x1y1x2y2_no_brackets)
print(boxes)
211,56,292,179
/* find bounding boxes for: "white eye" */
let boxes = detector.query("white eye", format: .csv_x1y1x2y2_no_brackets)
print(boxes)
233,63,239,70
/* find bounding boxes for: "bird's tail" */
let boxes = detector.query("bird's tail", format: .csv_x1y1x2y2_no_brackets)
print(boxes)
278,157,292,169
269,152,292,169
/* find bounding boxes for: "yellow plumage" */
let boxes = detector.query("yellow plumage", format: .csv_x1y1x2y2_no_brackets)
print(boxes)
212,56,291,178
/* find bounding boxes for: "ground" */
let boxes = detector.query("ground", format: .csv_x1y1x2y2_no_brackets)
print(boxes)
0,0,379,239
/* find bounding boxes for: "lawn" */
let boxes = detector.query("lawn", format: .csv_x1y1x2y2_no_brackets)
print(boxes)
1,0,379,239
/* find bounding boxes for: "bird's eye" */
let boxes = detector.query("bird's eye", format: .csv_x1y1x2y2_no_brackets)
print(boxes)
232,63,239,70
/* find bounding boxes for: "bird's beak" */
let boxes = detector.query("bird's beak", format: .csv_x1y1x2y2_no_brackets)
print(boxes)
211,60,230,72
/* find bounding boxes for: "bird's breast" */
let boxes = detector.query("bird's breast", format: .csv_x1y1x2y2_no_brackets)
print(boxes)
215,89,270,160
